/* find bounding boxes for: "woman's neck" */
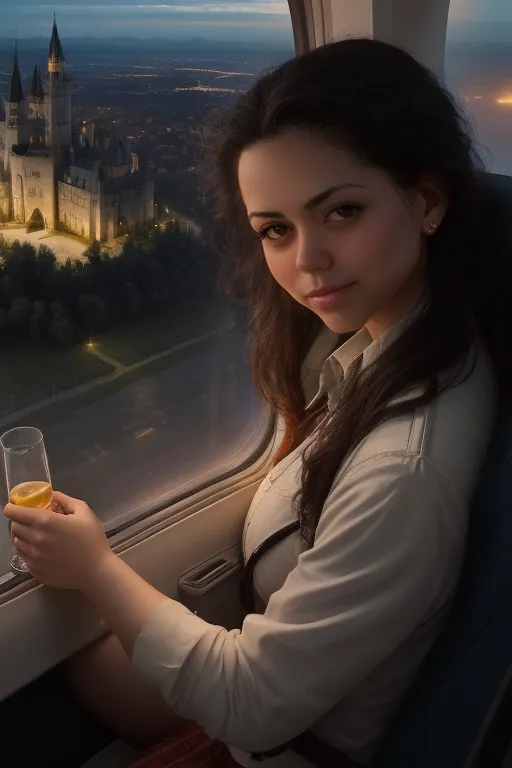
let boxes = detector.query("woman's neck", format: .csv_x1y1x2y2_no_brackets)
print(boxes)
365,265,428,341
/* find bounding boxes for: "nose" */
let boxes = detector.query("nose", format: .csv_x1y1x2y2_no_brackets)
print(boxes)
295,230,334,274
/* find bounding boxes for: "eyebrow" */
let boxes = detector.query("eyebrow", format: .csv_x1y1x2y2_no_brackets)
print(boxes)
248,183,365,222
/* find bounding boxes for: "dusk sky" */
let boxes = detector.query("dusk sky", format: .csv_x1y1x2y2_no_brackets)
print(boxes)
1,0,512,43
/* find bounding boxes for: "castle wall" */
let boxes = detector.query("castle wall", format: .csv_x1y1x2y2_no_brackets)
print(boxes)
97,180,154,241
118,184,151,229
65,164,100,194
99,193,117,241
28,97,45,122
103,162,131,180
27,114,46,145
10,152,56,229
58,181,93,240
0,180,11,221
0,122,5,178
3,118,29,174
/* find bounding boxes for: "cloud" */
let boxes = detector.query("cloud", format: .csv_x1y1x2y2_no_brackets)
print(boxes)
1,1,293,42
10,0,289,9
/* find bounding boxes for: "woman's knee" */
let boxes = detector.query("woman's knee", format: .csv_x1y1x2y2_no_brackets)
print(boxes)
64,631,186,749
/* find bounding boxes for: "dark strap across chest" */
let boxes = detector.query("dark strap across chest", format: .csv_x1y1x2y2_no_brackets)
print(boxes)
240,521,300,614
239,522,361,767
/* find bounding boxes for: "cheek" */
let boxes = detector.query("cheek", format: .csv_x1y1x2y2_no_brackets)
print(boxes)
264,251,299,295
344,212,420,284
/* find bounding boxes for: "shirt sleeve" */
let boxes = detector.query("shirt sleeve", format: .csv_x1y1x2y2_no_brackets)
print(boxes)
131,453,461,753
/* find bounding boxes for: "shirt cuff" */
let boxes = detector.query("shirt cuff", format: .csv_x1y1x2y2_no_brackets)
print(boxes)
131,598,210,699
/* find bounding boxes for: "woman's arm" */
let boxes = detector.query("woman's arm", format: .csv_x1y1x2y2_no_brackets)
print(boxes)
126,454,458,752
83,554,168,656
5,458,457,753
5,492,168,656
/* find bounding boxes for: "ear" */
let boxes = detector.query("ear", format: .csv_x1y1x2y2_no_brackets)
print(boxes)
417,175,448,236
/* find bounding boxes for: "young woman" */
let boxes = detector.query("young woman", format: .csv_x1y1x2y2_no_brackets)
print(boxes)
6,38,510,768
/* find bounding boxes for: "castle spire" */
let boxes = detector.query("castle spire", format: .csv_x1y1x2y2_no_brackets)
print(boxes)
30,64,44,100
8,38,24,103
48,16,65,75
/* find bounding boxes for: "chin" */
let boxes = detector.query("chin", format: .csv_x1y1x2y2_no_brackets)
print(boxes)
317,312,364,336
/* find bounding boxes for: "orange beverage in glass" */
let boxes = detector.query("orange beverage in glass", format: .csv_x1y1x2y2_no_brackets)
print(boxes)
1,427,53,574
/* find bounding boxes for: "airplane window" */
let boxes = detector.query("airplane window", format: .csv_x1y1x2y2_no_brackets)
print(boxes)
446,0,512,175
0,4,294,580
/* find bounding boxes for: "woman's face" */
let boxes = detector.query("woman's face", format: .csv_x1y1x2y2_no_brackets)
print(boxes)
238,130,445,338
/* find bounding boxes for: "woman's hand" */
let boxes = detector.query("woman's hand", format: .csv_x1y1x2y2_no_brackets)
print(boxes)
4,491,115,591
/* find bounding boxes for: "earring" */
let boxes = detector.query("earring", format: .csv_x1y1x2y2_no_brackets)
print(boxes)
427,221,438,235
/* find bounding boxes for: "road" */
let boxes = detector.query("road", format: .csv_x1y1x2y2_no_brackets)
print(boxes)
0,327,265,578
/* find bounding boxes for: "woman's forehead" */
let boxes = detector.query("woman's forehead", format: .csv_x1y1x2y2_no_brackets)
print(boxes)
237,134,380,214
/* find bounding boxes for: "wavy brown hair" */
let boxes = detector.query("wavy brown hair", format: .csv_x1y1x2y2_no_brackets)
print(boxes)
205,38,511,546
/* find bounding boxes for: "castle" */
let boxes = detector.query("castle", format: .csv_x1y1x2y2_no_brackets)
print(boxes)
0,19,154,242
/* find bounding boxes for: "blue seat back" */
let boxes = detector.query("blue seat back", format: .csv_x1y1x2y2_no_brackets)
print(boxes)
372,173,512,768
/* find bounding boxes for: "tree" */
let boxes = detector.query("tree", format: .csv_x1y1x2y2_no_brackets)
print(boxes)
1,274,21,303
50,316,74,347
0,308,7,340
0,225,220,349
36,245,57,282
78,293,108,335
3,241,38,297
85,241,103,271
30,300,46,342
50,300,65,322
49,301,74,347
7,296,32,336
0,235,10,262
121,282,142,320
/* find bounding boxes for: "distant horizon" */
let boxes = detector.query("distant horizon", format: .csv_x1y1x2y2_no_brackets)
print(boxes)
0,19,511,47
2,18,512,43
0,33,291,43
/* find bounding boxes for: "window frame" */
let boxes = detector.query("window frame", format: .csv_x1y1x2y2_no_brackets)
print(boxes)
288,0,451,79
0,408,277,600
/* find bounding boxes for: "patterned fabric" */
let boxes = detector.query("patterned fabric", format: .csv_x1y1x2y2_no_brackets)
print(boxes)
122,722,240,768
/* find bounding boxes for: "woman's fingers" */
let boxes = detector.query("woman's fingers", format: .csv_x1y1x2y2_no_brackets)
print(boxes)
4,503,44,526
50,499,67,515
51,491,78,514
13,537,36,561
11,520,39,544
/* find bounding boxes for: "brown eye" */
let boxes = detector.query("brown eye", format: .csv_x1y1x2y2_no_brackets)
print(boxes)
328,204,363,220
257,224,291,242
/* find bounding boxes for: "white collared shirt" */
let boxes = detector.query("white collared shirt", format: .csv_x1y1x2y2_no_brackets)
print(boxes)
132,318,497,766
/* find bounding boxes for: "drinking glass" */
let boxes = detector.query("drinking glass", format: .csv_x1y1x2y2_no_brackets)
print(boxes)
1,427,53,574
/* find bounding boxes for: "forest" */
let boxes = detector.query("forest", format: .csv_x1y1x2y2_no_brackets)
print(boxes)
0,226,219,348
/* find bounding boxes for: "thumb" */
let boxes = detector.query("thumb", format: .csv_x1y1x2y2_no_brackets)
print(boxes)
52,491,82,515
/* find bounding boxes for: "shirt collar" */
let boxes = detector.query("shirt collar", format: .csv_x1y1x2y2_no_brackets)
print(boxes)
306,311,418,412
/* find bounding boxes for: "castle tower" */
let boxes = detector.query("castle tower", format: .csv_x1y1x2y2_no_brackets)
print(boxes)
28,64,45,121
45,17,72,151
3,40,27,172
27,64,46,146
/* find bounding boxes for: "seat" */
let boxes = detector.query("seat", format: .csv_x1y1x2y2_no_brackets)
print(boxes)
372,172,512,768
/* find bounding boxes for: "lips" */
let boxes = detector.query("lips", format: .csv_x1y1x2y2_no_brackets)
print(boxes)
307,283,354,298
305,282,356,310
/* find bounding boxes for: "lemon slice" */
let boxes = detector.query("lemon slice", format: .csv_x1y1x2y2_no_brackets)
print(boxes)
9,481,53,509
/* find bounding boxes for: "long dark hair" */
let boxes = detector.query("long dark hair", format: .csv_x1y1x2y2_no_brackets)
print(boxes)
206,38,511,546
